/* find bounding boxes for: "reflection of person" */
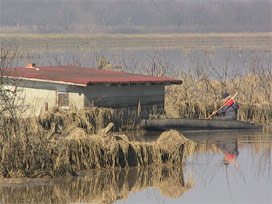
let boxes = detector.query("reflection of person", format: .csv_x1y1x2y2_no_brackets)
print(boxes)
212,93,239,120
211,138,239,167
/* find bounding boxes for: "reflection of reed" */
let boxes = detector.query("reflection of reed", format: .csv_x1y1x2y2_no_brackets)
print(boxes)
0,165,194,204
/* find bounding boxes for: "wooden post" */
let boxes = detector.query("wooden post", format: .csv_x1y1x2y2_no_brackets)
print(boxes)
138,99,141,120
45,102,48,112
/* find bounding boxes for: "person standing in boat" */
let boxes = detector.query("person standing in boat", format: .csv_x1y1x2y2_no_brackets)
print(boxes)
213,93,239,120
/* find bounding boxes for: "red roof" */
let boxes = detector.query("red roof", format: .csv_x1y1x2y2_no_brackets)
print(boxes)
4,66,182,86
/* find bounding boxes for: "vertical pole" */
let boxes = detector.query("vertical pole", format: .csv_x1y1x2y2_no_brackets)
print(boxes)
137,99,141,121
45,102,48,112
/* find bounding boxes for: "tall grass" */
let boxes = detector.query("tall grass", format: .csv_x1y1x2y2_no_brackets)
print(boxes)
166,74,272,124
0,108,196,178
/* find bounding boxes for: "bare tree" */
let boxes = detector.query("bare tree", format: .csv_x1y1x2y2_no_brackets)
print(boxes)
0,47,27,137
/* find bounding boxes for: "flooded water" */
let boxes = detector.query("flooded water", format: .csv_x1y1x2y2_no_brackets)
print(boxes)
0,130,271,204
12,47,272,79
120,130,272,204
176,130,272,204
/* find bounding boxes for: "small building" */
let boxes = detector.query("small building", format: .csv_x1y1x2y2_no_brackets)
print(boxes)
3,64,182,116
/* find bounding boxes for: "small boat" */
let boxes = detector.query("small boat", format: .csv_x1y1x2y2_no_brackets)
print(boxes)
140,118,262,131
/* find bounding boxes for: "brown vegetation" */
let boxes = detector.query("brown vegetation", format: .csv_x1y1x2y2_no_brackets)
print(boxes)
165,74,272,125
0,115,196,178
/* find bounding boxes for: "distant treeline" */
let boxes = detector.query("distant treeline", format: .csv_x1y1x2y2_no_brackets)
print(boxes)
1,0,271,33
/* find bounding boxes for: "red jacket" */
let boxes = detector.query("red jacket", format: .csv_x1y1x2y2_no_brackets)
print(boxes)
216,99,239,120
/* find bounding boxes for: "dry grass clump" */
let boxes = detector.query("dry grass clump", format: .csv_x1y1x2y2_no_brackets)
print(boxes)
0,165,194,204
0,107,115,140
0,127,196,178
38,107,115,136
36,105,163,135
1,106,153,142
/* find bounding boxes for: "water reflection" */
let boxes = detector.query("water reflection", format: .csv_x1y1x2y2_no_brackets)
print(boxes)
181,130,272,203
0,165,194,204
210,138,239,168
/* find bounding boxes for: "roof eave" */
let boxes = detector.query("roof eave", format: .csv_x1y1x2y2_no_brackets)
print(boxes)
3,76,87,87
86,80,182,86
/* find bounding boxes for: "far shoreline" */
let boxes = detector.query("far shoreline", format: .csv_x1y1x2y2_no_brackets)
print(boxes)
1,32,271,51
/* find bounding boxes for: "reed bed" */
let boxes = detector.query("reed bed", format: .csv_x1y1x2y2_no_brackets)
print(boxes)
166,73,272,125
0,109,196,179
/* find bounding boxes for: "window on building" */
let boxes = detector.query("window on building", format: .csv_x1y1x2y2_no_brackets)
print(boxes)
57,92,69,107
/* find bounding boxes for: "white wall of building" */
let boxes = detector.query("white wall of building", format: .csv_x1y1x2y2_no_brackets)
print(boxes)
4,79,166,116
13,79,84,116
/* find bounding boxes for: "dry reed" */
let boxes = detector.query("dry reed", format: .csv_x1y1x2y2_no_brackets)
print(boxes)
0,111,196,179
166,73,272,125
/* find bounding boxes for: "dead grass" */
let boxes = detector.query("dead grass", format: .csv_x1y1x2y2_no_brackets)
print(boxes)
166,73,272,125
0,111,196,179
1,106,161,140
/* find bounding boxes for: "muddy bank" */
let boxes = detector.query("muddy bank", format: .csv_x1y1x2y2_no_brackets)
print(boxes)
0,165,194,204
0,127,196,178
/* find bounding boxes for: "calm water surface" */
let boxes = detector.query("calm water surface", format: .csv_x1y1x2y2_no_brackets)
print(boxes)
120,130,272,204
0,130,271,204
12,47,272,78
